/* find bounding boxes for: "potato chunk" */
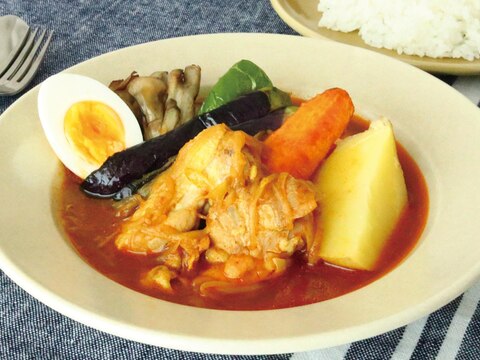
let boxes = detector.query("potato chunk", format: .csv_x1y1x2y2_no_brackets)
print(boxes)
313,118,408,270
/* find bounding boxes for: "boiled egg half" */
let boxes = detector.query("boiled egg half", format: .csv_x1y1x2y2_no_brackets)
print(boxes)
38,73,143,179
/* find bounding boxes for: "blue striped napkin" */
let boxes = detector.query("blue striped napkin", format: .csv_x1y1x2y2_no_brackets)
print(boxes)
1,1,479,359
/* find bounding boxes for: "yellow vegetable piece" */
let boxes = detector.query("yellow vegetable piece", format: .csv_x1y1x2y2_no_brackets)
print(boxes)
313,118,408,270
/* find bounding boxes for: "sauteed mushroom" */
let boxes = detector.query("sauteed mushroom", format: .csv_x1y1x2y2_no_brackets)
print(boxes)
109,65,201,140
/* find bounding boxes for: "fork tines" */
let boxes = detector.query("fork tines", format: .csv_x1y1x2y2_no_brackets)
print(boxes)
0,27,53,96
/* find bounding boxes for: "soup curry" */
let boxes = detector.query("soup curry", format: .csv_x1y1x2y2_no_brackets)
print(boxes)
57,115,428,310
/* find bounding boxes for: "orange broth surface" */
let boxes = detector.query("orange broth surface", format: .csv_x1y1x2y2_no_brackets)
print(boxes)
57,115,429,310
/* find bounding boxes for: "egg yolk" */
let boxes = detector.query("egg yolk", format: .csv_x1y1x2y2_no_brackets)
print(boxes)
64,101,126,166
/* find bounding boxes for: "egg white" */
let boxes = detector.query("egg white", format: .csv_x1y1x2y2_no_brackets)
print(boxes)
37,73,143,179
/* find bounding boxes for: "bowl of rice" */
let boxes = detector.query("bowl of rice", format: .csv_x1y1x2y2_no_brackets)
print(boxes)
271,0,480,75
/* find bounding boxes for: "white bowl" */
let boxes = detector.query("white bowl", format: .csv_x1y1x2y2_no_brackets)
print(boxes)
1,33,480,355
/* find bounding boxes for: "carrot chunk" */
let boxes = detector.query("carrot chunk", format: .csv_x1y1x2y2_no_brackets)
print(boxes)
262,88,354,179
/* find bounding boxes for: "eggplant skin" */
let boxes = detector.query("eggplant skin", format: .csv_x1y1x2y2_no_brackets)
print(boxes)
231,108,291,136
81,91,274,198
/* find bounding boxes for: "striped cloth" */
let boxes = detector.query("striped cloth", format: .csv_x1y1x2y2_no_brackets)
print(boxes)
1,1,479,359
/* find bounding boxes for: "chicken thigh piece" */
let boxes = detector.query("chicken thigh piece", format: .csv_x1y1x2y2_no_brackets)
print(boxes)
115,123,318,291
115,124,262,263
206,172,317,279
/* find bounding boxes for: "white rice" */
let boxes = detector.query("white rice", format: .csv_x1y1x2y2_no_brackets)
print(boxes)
317,0,480,60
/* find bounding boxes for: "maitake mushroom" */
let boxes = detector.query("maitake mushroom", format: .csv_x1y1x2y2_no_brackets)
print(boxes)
109,65,201,140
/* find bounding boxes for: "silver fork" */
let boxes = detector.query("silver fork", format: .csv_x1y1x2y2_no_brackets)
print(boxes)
0,26,53,96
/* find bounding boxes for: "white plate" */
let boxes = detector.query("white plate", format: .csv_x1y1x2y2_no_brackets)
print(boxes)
1,33,480,355
271,0,480,76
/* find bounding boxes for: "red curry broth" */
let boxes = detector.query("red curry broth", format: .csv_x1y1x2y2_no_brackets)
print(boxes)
57,115,428,310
